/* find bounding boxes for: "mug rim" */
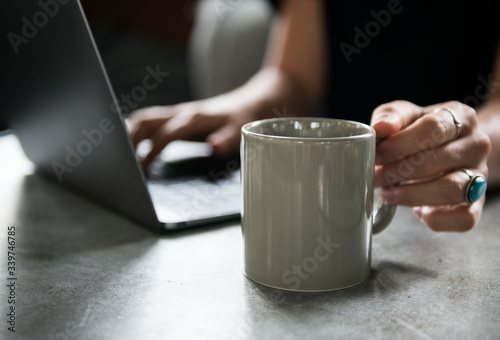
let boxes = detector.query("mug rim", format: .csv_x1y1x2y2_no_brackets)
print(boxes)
242,117,375,141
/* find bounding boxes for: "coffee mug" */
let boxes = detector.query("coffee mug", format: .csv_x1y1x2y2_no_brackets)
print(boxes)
241,118,396,292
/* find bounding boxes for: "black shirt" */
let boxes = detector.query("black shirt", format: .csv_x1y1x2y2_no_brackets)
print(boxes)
269,0,499,123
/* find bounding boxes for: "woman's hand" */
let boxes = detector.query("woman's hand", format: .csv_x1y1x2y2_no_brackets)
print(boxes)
371,100,491,232
128,65,319,170
128,95,258,169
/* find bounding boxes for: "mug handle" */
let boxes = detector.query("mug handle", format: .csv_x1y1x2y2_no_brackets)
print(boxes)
372,138,397,234
372,199,397,234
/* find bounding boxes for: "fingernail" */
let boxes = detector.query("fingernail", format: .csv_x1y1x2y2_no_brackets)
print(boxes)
380,187,395,204
375,113,401,127
373,113,393,125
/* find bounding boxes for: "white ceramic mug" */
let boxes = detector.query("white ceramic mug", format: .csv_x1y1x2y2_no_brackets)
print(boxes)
241,118,396,292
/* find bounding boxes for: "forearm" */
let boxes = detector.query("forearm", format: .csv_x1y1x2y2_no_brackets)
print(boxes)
205,66,318,119
478,98,500,188
477,37,500,188
196,0,326,123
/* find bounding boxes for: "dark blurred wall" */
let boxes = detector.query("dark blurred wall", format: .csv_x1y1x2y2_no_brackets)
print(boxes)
81,0,197,46
80,0,198,109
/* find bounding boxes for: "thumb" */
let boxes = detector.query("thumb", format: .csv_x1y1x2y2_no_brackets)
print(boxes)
371,100,423,138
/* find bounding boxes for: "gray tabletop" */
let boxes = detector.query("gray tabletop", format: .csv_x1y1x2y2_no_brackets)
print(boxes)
0,133,499,340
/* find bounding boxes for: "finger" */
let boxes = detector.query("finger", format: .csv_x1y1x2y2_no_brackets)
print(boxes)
130,117,174,148
128,106,179,147
207,123,242,158
374,133,491,187
141,140,167,169
412,196,485,232
375,101,477,165
141,112,229,168
371,100,424,138
140,119,197,169
380,168,488,206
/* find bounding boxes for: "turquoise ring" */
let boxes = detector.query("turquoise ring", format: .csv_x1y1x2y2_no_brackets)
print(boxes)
461,169,487,204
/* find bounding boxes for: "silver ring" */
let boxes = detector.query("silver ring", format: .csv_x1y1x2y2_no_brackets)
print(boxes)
461,169,487,204
433,107,462,140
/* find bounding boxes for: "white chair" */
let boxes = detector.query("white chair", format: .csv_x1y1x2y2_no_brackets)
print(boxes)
188,0,274,99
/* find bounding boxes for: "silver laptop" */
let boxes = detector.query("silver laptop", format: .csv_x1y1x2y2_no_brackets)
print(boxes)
1,0,240,230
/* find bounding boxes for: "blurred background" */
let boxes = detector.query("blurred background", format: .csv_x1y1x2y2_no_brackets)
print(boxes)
81,0,196,108
82,0,273,111
0,0,274,131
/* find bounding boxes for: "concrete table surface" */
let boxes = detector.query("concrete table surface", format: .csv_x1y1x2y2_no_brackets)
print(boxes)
0,133,499,340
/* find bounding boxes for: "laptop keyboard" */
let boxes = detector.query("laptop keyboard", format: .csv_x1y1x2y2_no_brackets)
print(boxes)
146,171,241,221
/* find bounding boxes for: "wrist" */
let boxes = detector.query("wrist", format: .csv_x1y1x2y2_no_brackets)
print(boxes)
242,67,319,120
